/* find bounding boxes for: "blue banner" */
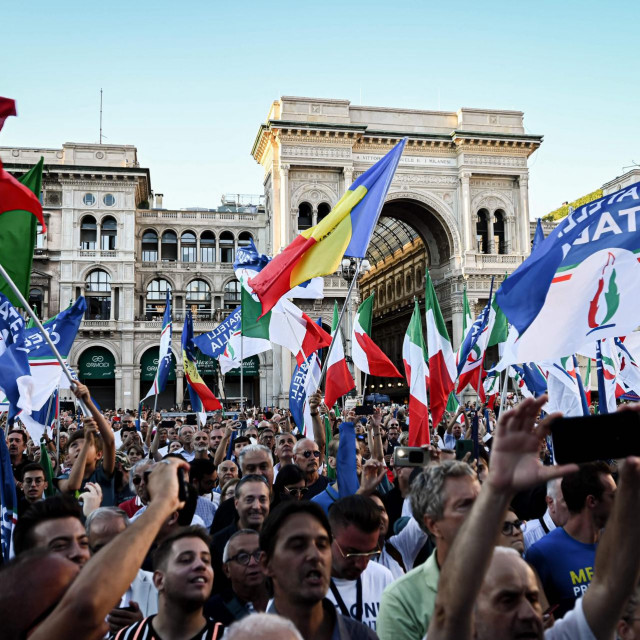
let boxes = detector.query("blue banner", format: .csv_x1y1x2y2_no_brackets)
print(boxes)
194,306,241,359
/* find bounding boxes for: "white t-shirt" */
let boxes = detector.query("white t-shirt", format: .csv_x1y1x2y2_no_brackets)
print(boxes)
326,560,394,632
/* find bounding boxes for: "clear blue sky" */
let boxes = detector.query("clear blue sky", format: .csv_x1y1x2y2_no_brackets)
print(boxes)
2,1,639,218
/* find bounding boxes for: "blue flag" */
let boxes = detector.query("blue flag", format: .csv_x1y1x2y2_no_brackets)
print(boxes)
143,290,173,400
496,182,640,362
532,218,545,252
521,363,548,397
0,293,32,420
194,306,241,359
0,428,18,561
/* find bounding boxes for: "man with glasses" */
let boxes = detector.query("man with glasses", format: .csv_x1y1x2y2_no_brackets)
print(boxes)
119,459,154,518
327,495,393,631
19,463,49,515
205,529,269,624
293,438,328,499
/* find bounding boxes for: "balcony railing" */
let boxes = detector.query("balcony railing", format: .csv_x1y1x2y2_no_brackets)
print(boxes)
137,210,258,222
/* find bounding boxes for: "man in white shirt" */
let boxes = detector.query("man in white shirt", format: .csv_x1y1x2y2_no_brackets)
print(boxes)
326,495,394,632
522,477,569,551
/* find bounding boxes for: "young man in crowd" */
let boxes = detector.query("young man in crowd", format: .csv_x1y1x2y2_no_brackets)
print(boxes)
327,495,393,631
274,432,297,479
19,462,49,515
7,429,29,485
260,501,377,639
525,460,616,617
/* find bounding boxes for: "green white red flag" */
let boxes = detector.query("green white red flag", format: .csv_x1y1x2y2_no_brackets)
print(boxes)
324,301,354,409
425,270,456,428
351,293,401,378
403,299,430,445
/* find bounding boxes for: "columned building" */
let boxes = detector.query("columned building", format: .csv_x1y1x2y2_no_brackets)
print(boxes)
1,143,270,410
251,96,542,402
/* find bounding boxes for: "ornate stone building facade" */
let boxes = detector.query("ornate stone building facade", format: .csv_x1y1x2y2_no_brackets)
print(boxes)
252,96,542,401
1,143,271,410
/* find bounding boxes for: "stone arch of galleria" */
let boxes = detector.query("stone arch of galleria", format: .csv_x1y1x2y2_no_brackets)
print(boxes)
251,96,542,404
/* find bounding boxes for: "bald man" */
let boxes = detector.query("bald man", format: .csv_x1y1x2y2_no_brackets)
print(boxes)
293,438,328,499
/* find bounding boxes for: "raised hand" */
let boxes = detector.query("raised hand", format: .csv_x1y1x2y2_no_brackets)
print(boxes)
487,394,577,493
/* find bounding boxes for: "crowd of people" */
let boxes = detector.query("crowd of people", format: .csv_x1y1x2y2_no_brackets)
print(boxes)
1,380,639,640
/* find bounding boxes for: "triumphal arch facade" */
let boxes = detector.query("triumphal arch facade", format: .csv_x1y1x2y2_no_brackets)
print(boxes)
251,97,541,403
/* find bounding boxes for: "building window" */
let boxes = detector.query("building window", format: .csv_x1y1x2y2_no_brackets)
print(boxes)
200,231,215,262
186,279,211,319
29,287,44,318
103,193,116,207
142,229,158,261
495,210,506,254
224,280,241,309
146,278,171,319
317,202,331,223
83,193,96,206
36,223,45,249
100,216,117,250
181,230,197,262
298,202,312,230
219,231,234,263
80,215,97,250
161,230,178,261
476,209,489,254
238,231,253,248
85,269,111,320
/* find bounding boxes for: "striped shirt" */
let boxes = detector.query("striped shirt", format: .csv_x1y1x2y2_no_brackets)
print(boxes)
112,615,223,640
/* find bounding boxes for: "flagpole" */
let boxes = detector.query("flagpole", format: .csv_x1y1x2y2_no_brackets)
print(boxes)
55,385,61,462
318,258,362,388
499,368,510,414
0,264,90,416
240,328,244,413
362,373,368,401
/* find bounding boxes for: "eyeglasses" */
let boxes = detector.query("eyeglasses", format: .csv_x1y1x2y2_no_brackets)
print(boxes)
284,486,308,497
334,539,380,560
502,520,524,536
132,476,145,485
227,550,262,566
300,450,320,459
24,478,44,485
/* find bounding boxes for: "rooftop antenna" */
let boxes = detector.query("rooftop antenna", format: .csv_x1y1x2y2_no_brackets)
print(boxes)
99,88,103,144
622,161,640,171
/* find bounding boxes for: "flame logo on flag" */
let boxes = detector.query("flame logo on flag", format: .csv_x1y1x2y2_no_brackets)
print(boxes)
587,252,619,334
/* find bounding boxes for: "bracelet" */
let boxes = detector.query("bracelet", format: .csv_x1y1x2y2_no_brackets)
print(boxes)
310,412,319,416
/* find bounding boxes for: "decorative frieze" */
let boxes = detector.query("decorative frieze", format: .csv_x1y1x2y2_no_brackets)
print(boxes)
465,155,527,168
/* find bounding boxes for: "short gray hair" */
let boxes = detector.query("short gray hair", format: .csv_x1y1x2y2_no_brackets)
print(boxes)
237,444,273,472
85,507,129,534
222,528,259,563
226,613,303,640
546,477,562,501
410,460,475,533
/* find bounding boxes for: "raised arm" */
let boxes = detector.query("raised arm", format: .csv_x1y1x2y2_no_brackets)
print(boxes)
309,392,325,464
31,457,188,640
73,383,115,476
57,419,97,494
214,421,235,466
582,451,640,640
429,397,574,640
367,408,384,462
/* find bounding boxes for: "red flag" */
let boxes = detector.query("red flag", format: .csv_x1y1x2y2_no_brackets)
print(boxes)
0,159,46,230
0,97,16,132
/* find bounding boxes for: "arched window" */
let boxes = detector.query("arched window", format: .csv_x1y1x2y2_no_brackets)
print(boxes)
494,210,506,255
145,279,171,319
181,230,197,262
142,229,158,262
224,280,241,310
161,230,178,261
387,282,393,301
29,287,44,318
406,274,413,293
298,202,312,230
238,231,253,248
317,202,331,223
80,215,97,250
476,209,489,254
100,216,117,251
396,278,403,297
220,231,234,263
186,280,211,318
85,269,111,320
200,231,215,263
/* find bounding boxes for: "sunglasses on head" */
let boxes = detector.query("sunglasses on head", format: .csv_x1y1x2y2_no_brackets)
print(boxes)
300,450,320,459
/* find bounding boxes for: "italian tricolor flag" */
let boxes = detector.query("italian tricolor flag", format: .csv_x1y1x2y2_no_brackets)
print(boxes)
425,270,456,428
352,293,401,378
324,301,355,409
403,299,430,446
